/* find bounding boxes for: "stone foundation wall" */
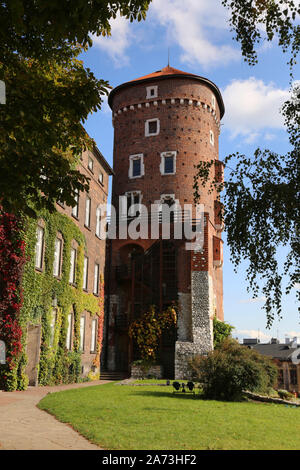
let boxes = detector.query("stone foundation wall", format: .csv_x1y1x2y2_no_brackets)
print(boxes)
175,271,214,379
131,364,163,379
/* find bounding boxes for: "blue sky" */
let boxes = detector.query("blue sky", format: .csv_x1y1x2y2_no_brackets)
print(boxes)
80,0,300,343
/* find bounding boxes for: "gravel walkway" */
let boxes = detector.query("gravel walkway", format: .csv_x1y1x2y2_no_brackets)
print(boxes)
0,380,112,450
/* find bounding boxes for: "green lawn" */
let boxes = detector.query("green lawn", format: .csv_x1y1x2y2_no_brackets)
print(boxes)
38,382,300,450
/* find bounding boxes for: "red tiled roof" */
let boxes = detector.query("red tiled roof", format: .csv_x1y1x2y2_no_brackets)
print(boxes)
129,65,199,82
108,66,225,118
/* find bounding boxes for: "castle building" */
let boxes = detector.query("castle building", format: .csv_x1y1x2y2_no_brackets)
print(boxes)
0,145,113,390
103,66,225,379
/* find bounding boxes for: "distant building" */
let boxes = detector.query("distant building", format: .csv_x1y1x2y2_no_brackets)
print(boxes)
243,338,300,394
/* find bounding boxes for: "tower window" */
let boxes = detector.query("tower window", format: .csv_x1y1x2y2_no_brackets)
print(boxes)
160,151,176,175
125,191,142,218
210,130,214,146
145,118,160,137
129,154,144,179
146,86,158,99
211,94,216,109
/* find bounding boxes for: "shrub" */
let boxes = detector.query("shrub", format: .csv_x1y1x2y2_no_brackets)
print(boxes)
278,389,295,401
213,317,234,349
189,339,278,401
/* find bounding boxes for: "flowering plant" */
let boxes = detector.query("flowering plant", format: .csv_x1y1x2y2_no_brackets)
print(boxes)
129,305,177,362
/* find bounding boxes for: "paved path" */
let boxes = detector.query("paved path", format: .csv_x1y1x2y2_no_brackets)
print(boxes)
0,380,112,450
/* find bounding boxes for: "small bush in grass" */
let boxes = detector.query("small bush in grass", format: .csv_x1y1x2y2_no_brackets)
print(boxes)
278,389,295,401
189,339,278,401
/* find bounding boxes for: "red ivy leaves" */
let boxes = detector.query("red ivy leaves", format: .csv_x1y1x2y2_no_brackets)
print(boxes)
0,209,26,369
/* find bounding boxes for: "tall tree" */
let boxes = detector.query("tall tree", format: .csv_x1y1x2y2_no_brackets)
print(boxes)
194,0,300,326
0,1,152,215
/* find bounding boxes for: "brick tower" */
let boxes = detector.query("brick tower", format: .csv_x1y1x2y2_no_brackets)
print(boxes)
104,66,225,379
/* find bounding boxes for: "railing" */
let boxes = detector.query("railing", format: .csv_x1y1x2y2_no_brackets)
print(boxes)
106,210,204,225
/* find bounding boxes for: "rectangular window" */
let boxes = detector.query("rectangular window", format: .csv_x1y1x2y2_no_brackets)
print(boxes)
129,154,144,179
69,248,76,284
80,316,85,351
146,86,158,99
50,309,56,347
66,313,72,350
71,189,79,218
145,118,160,137
96,207,101,238
35,226,44,269
85,196,91,228
210,130,214,146
126,191,142,217
53,237,62,277
164,156,174,174
160,151,176,175
93,263,100,295
88,156,94,172
83,256,88,290
290,368,298,385
132,159,141,177
91,318,97,353
99,172,104,184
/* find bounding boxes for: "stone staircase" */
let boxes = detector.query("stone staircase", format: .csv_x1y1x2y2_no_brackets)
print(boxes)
100,370,130,381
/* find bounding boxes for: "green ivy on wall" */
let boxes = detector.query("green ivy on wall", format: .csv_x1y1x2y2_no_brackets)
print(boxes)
18,209,102,387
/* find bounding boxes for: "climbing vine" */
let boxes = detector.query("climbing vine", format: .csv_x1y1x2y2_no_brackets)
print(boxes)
129,305,177,362
0,209,27,391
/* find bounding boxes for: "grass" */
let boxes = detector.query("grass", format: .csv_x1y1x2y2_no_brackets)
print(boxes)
38,382,300,450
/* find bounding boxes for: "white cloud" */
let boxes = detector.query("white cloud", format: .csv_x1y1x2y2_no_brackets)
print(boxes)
239,296,267,304
293,283,300,290
222,77,290,140
149,0,240,68
91,14,134,67
234,329,272,342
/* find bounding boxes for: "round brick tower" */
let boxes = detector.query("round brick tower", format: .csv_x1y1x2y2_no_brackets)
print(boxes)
105,66,225,379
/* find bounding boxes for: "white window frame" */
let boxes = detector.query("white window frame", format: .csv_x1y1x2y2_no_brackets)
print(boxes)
71,189,79,218
80,315,85,351
146,85,158,99
125,191,142,218
129,154,144,179
69,247,76,284
85,196,91,228
99,171,104,184
93,263,100,295
211,94,216,109
88,156,94,172
35,225,44,269
91,318,98,353
96,206,102,238
50,309,57,347
145,118,160,137
83,255,88,290
66,313,73,350
160,151,177,175
210,130,214,146
53,237,62,277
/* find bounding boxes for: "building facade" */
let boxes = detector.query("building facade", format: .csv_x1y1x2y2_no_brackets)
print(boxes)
243,338,300,395
103,66,225,379
0,145,113,390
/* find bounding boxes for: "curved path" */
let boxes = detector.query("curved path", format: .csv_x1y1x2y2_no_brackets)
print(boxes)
0,380,112,450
